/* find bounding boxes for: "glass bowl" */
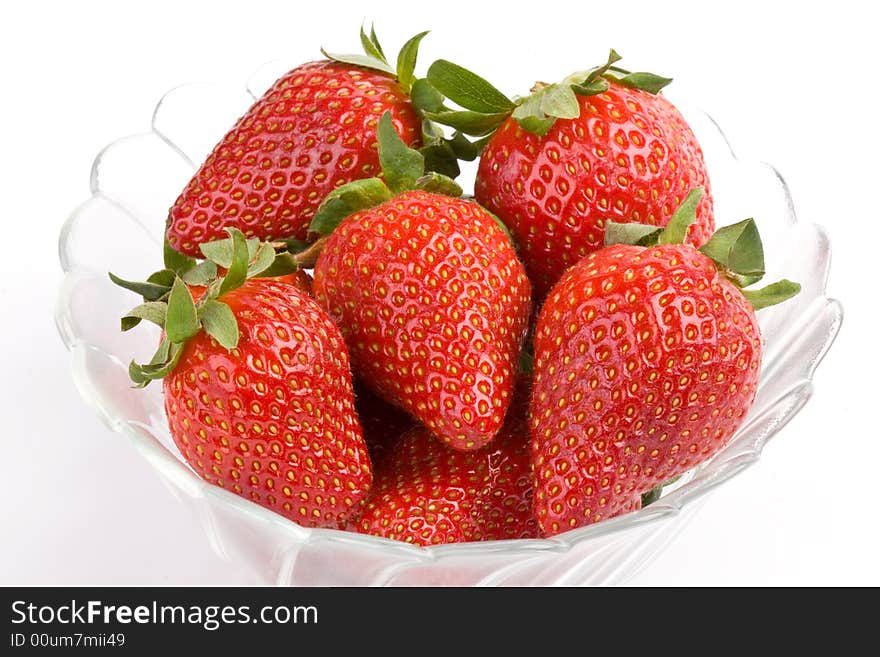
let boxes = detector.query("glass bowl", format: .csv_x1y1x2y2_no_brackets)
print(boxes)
55,62,842,586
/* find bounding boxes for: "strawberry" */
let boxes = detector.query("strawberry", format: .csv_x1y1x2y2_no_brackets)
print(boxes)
528,189,800,536
309,113,531,452
111,230,371,529
425,50,714,300
314,190,530,451
354,381,415,467
278,269,314,296
165,27,456,257
207,269,312,297
356,384,539,545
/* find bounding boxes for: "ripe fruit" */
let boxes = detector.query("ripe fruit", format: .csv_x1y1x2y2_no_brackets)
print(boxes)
426,51,714,299
354,381,414,467
309,113,531,452
357,386,539,545
164,279,370,528
165,28,437,257
279,269,314,296
314,190,530,451
113,230,372,529
528,190,799,535
112,30,811,548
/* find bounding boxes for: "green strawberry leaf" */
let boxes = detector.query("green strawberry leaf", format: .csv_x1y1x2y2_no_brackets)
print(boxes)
414,172,463,197
425,109,509,137
539,84,580,120
641,474,683,507
448,131,490,161
247,242,277,278
699,218,765,281
608,71,673,94
419,141,461,179
199,299,239,350
418,119,464,177
511,95,556,137
604,221,663,247
256,251,300,278
742,279,802,310
309,177,393,236
725,271,766,288
411,78,445,114
641,485,664,507
396,31,429,93
378,111,425,193
513,113,555,137
163,236,196,274
285,238,310,254
129,339,184,388
165,277,201,343
564,50,671,96
217,228,250,297
360,24,388,65
578,49,623,88
199,234,260,268
180,260,218,286
426,59,515,114
128,338,170,386
320,49,395,76
513,80,582,135
147,269,176,287
370,25,386,59
658,187,703,245
570,77,610,96
121,301,167,332
421,117,445,141
108,272,172,302
120,232,323,385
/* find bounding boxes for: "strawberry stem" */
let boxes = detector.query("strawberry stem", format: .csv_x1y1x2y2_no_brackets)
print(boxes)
658,187,703,245
289,236,329,270
425,49,672,139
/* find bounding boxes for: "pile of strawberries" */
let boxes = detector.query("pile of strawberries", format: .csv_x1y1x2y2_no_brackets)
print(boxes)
113,28,799,545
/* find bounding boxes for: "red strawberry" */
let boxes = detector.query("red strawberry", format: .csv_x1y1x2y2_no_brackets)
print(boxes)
354,381,415,467
314,190,531,451
527,190,800,536
309,113,531,452
277,269,314,296
113,231,372,529
427,51,714,300
357,387,539,545
166,28,433,257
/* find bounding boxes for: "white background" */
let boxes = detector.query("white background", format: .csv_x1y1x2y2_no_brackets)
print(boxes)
2,0,876,585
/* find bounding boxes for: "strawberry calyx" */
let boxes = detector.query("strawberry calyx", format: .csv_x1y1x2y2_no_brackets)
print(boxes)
604,187,802,310
298,110,516,265
307,111,464,238
321,24,426,92
304,111,515,247
423,49,672,139
321,24,479,179
110,229,301,387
